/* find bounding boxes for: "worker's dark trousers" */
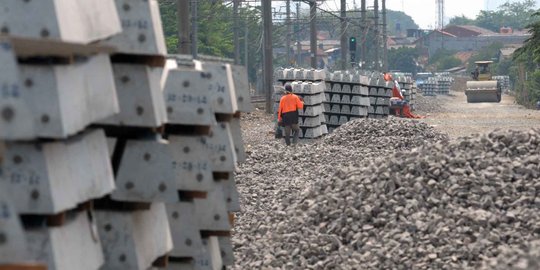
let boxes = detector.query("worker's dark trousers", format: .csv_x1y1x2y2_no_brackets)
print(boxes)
284,124,300,146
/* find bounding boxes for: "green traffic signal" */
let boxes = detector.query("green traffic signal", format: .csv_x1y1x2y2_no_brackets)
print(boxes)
349,37,357,52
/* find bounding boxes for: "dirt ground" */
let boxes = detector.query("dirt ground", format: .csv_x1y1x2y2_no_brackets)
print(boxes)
243,91,540,143
420,91,540,138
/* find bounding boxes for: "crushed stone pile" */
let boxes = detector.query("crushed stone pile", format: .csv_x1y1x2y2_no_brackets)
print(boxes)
479,240,540,270
253,128,540,269
323,118,448,151
233,118,448,269
240,109,275,147
414,94,447,114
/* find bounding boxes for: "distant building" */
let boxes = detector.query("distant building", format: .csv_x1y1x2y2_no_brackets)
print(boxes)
415,25,530,57
443,25,497,37
387,36,416,49
498,44,523,62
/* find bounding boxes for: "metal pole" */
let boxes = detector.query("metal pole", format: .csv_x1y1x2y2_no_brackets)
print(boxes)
360,0,366,67
262,0,273,113
177,0,190,54
233,0,240,64
244,22,249,68
382,0,388,70
309,0,317,68
340,0,347,70
296,2,302,66
373,0,380,70
286,0,291,65
191,0,198,58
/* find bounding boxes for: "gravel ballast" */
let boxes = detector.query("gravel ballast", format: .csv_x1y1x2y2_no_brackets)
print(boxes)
236,126,540,269
233,117,449,269
234,107,540,268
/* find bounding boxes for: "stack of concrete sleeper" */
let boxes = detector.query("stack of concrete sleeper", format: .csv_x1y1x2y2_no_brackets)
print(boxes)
0,1,250,269
420,77,439,96
436,76,452,95
93,1,173,269
367,73,392,119
160,57,251,270
396,75,417,111
274,68,327,139
0,0,122,269
323,70,370,133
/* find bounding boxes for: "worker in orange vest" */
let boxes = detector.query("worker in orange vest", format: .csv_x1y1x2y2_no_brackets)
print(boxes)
383,72,392,82
384,72,423,119
278,84,304,146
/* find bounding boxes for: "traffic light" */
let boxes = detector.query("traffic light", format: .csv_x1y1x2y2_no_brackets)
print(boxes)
349,37,357,65
349,37,357,52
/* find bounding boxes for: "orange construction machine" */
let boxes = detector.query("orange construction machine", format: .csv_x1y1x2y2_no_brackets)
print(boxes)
384,73,423,119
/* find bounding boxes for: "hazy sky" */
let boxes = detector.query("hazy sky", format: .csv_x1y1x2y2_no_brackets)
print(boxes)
307,0,540,29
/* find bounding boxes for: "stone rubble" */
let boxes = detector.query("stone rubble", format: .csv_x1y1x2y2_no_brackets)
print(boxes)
414,94,447,114
478,240,540,270
237,125,540,269
234,110,540,269
233,117,449,269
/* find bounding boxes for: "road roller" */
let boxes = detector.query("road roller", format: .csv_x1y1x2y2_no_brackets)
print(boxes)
465,61,502,103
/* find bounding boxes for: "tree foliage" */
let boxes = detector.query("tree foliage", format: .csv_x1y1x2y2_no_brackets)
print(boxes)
158,0,262,82
428,49,455,65
512,12,540,107
476,0,537,31
388,47,419,73
386,10,418,36
467,42,504,71
448,15,475,26
437,56,462,70
423,49,462,71
515,12,540,63
448,0,537,31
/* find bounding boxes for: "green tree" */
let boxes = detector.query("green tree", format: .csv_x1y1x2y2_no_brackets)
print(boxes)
196,2,234,57
437,56,462,70
512,12,540,107
158,0,179,53
475,0,537,31
388,47,419,73
158,1,262,82
448,15,475,26
386,10,419,36
428,49,455,65
515,12,540,63
425,49,463,71
448,0,537,31
467,42,503,72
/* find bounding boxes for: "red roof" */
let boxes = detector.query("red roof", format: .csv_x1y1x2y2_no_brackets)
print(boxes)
454,51,474,63
444,25,496,37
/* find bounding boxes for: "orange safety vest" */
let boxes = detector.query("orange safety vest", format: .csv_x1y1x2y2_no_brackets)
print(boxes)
278,93,304,120
384,73,393,82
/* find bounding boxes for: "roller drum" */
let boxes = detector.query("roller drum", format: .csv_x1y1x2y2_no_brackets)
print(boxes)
465,80,501,103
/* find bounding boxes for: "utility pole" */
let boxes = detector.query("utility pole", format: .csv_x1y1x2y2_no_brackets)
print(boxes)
177,0,190,54
296,3,302,66
373,0,380,70
233,0,240,64
244,22,249,68
360,0,366,68
286,0,291,65
262,0,273,113
191,0,198,58
340,0,347,70
382,0,388,70
309,0,317,68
